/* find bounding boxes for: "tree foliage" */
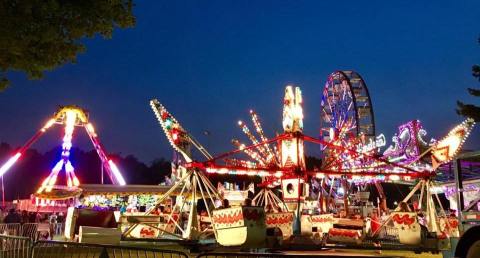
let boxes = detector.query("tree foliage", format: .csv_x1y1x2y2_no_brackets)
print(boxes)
0,0,135,90
457,37,480,121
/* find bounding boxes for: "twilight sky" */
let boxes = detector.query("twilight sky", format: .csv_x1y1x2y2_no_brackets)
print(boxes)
1,1,479,166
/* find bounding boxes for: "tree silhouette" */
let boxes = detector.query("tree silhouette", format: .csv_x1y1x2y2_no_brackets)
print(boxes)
457,37,480,121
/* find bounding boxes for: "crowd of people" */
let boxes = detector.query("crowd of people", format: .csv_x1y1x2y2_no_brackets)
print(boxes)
0,207,65,224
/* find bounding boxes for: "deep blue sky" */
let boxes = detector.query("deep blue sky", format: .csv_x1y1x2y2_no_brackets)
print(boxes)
1,1,479,165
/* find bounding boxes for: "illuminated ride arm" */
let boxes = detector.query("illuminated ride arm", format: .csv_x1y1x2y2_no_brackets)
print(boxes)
0,118,56,177
84,123,126,185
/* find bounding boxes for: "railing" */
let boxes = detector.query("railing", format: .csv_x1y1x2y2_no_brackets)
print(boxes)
197,253,292,258
0,223,64,241
31,241,189,258
0,234,32,258
20,224,38,241
0,224,22,236
196,252,398,258
0,234,189,258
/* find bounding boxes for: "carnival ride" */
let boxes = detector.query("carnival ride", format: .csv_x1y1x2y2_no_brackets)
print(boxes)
0,106,126,198
124,70,475,248
120,100,222,240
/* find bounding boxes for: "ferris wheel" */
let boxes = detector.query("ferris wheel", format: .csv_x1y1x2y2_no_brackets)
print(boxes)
320,70,375,150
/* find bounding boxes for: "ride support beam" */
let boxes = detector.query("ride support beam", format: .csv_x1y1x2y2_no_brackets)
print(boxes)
342,178,349,217
454,159,465,230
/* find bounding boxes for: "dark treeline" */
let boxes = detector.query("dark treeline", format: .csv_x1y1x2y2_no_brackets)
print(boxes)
0,142,171,201
0,142,413,207
0,141,326,201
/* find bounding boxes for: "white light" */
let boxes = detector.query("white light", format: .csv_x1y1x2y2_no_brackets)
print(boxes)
258,171,269,177
389,175,400,181
108,160,126,185
42,119,56,131
430,186,443,194
86,123,97,136
0,153,21,177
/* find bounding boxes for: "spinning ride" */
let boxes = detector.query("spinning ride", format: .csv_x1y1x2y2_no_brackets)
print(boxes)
0,106,126,199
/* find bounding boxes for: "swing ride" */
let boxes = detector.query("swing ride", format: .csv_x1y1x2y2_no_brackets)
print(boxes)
118,70,476,251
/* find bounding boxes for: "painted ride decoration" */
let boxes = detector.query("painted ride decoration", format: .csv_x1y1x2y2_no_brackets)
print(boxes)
266,212,294,240
391,212,422,245
212,206,266,246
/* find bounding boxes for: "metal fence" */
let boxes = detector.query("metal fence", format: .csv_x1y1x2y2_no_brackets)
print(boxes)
0,224,22,236
196,253,387,258
196,253,402,258
197,253,294,258
0,233,190,258
0,223,64,241
0,234,32,258
31,241,189,258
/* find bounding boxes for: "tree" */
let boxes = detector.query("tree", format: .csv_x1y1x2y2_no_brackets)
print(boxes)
0,0,135,90
457,38,480,121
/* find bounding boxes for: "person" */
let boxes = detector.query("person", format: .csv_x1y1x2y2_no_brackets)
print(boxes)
164,175,172,186
21,210,29,224
398,201,411,212
416,212,428,241
449,209,457,218
120,204,127,215
221,199,230,209
35,212,42,223
28,212,36,223
49,213,58,224
370,212,381,236
417,211,426,227
181,212,189,230
214,198,222,208
4,209,21,224
57,212,64,224
243,198,252,206
0,208,4,223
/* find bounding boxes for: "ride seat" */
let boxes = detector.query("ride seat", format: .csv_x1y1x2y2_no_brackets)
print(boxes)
391,212,421,245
